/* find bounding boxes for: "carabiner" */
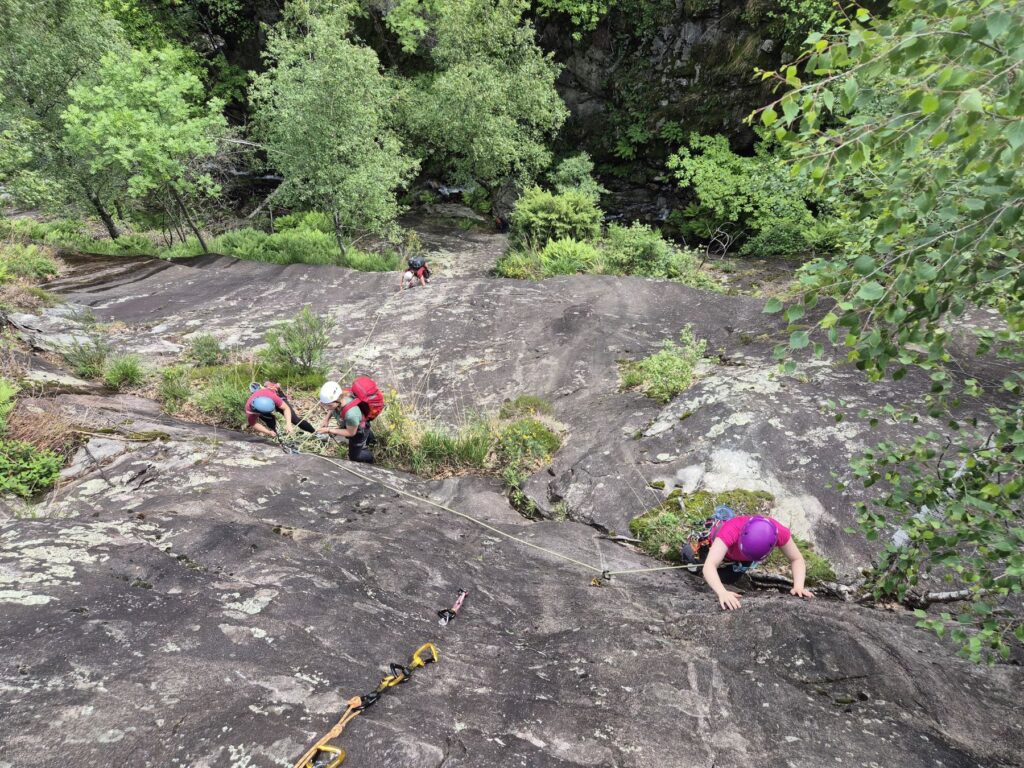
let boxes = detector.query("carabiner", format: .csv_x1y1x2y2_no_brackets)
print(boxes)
304,745,346,768
354,691,381,711
409,642,439,670
437,609,456,626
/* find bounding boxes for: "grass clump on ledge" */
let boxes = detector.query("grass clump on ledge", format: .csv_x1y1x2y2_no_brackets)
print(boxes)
620,325,706,403
103,354,145,391
628,488,835,584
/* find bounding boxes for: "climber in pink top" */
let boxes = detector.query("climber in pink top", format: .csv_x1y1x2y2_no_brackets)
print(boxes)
702,515,815,611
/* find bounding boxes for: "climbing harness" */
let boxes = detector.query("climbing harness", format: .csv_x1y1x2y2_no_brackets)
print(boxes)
293,643,439,768
437,589,468,626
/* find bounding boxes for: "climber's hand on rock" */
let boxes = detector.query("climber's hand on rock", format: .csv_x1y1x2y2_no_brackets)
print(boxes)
790,587,815,600
718,591,742,610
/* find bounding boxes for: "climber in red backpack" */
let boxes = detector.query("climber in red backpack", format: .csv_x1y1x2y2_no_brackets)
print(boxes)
316,377,385,463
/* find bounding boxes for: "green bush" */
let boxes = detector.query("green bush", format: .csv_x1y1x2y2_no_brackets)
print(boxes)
0,439,62,497
602,223,679,277
196,378,249,427
510,187,603,249
463,185,492,216
494,250,543,280
0,244,59,280
275,210,333,233
342,249,402,272
158,366,191,411
621,326,706,403
103,354,145,391
63,336,110,380
548,152,608,201
629,505,691,561
667,133,821,258
539,237,602,276
262,307,333,375
187,334,227,366
497,418,562,469
0,377,17,433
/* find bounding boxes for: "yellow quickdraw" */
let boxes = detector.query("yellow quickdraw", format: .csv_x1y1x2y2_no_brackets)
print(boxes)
409,642,438,670
292,644,440,768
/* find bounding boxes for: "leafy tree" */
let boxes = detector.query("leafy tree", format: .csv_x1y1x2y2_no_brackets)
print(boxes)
667,132,824,257
395,0,567,193
0,0,128,229
758,0,1023,660
251,4,418,251
62,47,228,251
533,0,615,36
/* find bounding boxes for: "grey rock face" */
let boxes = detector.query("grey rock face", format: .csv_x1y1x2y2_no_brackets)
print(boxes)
2,243,1019,767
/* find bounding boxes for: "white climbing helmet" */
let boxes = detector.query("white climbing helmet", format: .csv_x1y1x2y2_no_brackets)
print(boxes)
319,381,343,405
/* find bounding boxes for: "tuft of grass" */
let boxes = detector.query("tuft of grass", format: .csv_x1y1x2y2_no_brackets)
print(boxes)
195,378,249,428
620,326,706,403
0,439,62,498
158,365,191,411
498,395,554,420
0,243,60,280
103,354,145,391
63,336,110,380
0,377,16,433
4,405,78,458
496,418,561,470
186,334,227,366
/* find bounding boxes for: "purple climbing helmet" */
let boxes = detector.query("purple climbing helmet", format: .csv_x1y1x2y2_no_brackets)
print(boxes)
739,516,778,560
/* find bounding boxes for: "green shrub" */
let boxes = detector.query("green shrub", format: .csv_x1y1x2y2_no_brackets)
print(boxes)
196,379,249,427
0,439,62,497
494,250,543,280
342,249,402,272
463,185,492,216
63,336,110,380
0,244,59,280
275,210,333,233
539,237,601,276
602,222,678,277
265,229,340,265
499,395,554,420
667,133,821,258
158,366,191,411
510,187,603,249
187,334,227,366
621,326,706,403
103,354,145,391
262,307,333,375
497,418,561,469
548,152,608,201
629,506,691,560
0,377,17,433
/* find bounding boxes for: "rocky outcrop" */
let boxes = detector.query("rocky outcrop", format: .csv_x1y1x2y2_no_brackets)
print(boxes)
2,237,1019,767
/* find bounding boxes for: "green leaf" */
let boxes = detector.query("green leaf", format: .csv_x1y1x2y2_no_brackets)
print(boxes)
960,89,984,113
921,92,940,114
763,297,784,314
790,330,810,349
856,281,886,301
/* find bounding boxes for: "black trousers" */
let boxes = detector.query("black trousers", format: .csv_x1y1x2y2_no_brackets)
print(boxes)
348,424,375,463
258,398,316,434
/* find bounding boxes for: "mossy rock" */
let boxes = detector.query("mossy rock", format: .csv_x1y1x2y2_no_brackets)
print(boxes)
764,536,836,586
628,488,774,563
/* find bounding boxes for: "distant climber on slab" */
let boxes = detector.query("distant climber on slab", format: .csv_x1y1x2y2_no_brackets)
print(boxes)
400,255,431,291
316,377,385,463
245,381,315,439
681,507,815,610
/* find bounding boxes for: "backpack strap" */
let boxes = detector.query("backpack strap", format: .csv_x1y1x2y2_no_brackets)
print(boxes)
339,396,366,428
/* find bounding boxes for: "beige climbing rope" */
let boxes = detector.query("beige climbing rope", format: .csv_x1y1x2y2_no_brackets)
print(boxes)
307,452,697,581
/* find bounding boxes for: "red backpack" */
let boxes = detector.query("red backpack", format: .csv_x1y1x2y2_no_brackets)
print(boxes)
340,376,385,426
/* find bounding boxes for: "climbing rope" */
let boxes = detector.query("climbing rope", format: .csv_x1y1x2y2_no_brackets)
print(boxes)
304,451,698,582
293,643,440,768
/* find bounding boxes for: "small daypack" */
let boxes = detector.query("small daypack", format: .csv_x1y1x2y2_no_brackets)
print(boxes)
408,256,426,271
679,504,759,573
340,376,385,426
